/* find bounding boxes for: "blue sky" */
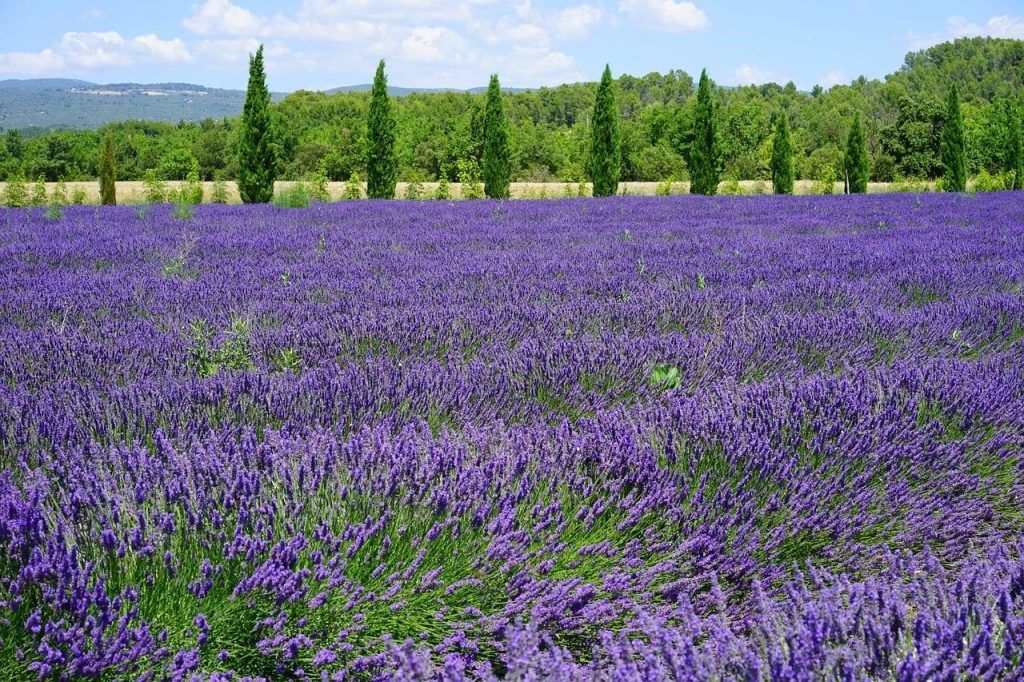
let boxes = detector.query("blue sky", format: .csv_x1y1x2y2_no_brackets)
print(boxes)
1,1,1022,91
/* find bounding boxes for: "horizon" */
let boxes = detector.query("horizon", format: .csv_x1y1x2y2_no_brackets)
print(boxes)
0,1,1022,93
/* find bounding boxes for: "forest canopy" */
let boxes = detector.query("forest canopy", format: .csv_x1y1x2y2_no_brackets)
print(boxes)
1,37,1021,184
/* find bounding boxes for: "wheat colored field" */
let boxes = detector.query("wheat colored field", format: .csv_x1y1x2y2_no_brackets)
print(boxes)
0,180,939,204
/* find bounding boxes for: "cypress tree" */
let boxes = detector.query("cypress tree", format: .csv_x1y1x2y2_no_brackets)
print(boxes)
770,113,794,195
844,113,869,194
1006,105,1022,191
940,85,966,192
238,45,276,203
589,64,621,197
366,60,398,199
99,132,116,206
482,74,511,199
689,69,719,195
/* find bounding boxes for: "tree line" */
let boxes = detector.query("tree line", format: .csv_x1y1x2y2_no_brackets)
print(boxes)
1,37,1022,199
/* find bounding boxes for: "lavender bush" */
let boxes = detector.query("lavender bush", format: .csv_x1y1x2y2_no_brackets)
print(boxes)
0,194,1022,680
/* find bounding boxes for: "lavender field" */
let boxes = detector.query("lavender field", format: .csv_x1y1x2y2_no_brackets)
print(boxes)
1,194,1023,680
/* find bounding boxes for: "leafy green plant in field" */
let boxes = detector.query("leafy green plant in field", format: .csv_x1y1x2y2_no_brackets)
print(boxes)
187,316,253,378
433,175,450,200
29,176,47,207
343,172,363,200
273,183,310,208
309,159,331,202
649,364,681,391
211,177,230,204
143,169,169,203
44,205,63,220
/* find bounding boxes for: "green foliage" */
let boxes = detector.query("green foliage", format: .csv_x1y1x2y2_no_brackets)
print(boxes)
940,86,967,192
457,159,484,199
143,169,169,203
719,177,743,195
99,133,116,205
343,172,363,200
29,177,47,206
211,178,230,204
482,74,511,199
434,175,451,200
812,167,837,195
187,317,254,378
238,45,277,204
770,113,794,194
2,175,27,207
178,159,204,205
71,186,87,205
51,181,69,206
366,60,398,199
403,181,424,200
273,183,311,208
589,65,622,197
655,178,675,196
1007,106,1023,190
172,201,194,221
973,169,1008,192
844,113,870,193
688,69,719,195
649,364,681,391
44,205,63,220
309,159,331,202
272,347,303,374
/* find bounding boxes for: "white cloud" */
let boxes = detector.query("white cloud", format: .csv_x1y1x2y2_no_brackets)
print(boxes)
0,49,64,77
183,0,266,37
907,14,1024,50
553,5,603,39
618,0,708,32
400,26,468,63
0,31,189,76
820,70,846,88
731,63,781,86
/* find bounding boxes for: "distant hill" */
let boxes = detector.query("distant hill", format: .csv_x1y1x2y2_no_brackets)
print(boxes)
0,79,521,130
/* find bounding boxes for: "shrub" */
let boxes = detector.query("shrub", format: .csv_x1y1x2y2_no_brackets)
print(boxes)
143,169,169,203
811,168,836,195
891,177,930,193
973,169,1007,192
434,175,451,200
403,181,424,200
30,177,47,206
309,160,331,202
343,173,363,200
3,175,28,207
178,161,204,205
71,186,87,205
274,183,310,209
719,177,743,195
655,178,674,196
211,178,230,204
457,159,484,199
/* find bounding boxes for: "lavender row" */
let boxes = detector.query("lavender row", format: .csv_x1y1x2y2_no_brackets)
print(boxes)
0,193,1022,679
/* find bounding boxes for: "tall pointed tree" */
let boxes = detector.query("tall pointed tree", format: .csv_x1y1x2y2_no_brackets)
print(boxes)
940,85,966,192
770,112,794,195
589,64,621,197
482,74,511,199
366,60,398,199
1006,104,1022,191
237,45,276,204
844,113,869,194
688,69,719,195
99,132,116,206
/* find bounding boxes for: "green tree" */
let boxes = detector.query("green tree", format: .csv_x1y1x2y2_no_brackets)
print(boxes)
237,45,276,203
688,69,719,195
844,113,869,193
940,85,967,191
482,74,512,199
589,64,621,197
99,133,116,206
769,113,794,194
1006,104,1023,190
366,60,398,199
